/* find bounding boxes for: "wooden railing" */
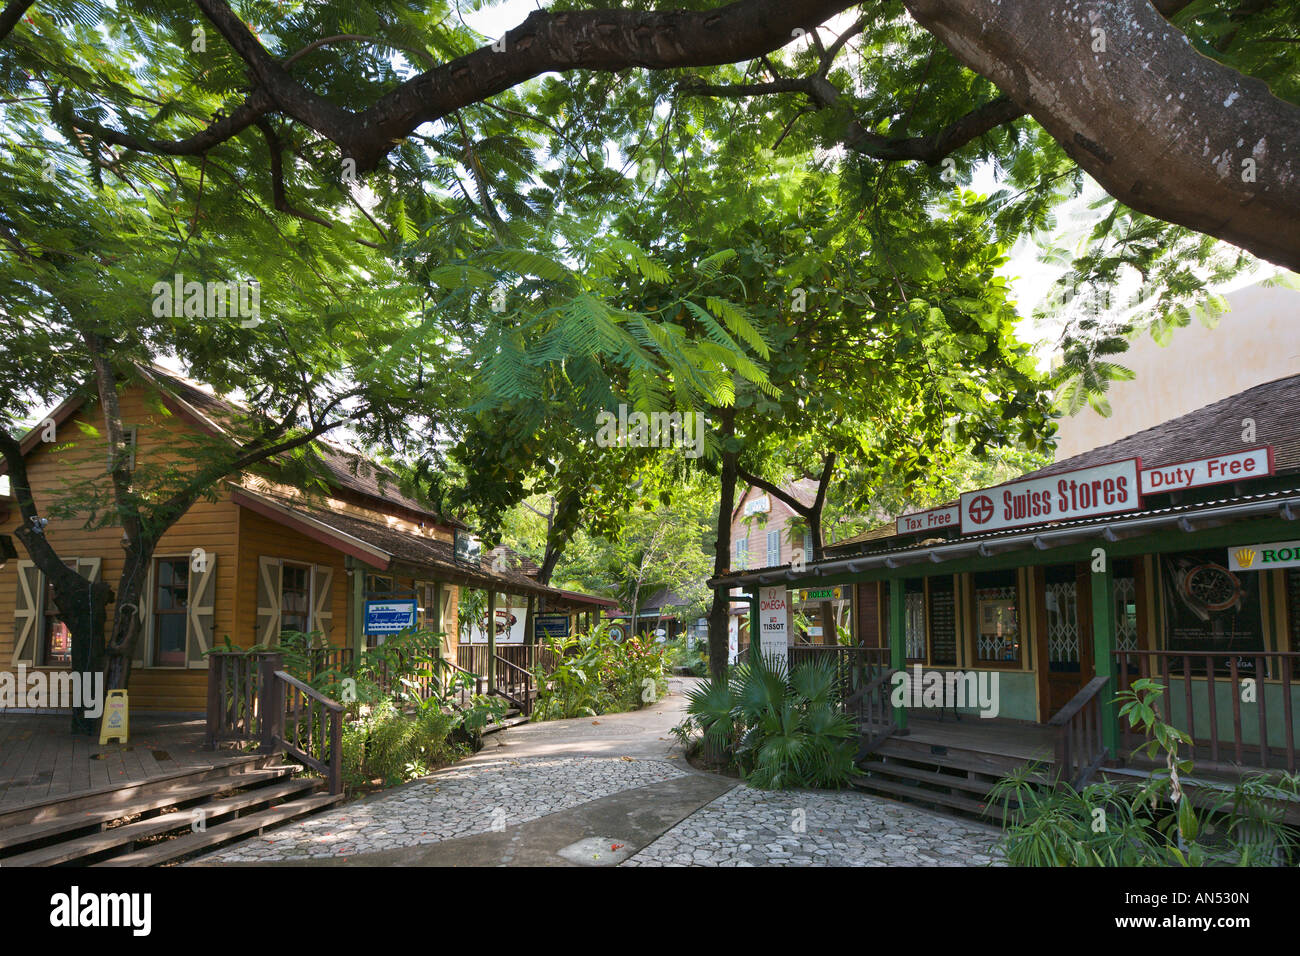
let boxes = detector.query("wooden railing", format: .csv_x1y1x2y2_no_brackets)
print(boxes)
457,643,558,679
491,655,535,716
1048,675,1112,789
1115,650,1299,772
205,652,343,794
263,666,344,795
205,652,262,749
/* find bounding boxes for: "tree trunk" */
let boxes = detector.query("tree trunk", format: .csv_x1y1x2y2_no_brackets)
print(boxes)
904,0,1300,270
102,545,153,694
707,416,739,683
537,487,582,586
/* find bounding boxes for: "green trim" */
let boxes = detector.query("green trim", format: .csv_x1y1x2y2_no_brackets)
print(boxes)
751,517,1300,591
889,578,907,732
1090,557,1121,756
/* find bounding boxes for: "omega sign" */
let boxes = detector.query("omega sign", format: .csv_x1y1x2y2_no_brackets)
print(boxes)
960,458,1142,534
757,586,790,666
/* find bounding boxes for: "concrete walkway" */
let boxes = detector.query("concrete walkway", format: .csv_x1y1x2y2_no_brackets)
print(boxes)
196,677,1003,866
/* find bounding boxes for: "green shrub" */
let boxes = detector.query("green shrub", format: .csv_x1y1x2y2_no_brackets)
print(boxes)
532,623,670,721
988,680,1300,866
676,655,861,790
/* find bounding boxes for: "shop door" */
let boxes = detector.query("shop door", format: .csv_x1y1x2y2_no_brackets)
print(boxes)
1039,564,1095,718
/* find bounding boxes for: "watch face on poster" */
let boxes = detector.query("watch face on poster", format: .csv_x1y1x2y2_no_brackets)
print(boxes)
1162,549,1263,666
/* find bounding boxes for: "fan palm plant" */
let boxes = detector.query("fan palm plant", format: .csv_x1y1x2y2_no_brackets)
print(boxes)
681,655,861,789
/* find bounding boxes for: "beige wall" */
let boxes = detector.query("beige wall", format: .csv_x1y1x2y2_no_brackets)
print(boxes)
1055,282,1300,459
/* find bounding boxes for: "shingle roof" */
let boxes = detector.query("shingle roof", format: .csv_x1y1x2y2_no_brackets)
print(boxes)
1025,372,1300,480
144,366,461,526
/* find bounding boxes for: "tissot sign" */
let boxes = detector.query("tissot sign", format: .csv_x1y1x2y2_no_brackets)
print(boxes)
1140,447,1273,495
960,458,1141,534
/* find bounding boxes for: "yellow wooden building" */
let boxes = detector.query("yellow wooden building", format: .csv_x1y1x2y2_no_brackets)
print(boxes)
1,367,604,713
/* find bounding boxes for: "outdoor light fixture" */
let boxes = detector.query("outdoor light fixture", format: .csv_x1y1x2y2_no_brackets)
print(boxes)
29,515,48,535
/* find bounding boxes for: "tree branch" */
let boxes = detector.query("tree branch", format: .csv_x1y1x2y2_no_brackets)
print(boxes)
0,0,36,44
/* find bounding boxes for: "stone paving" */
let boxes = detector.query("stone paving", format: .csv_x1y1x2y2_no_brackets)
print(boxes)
198,754,687,862
621,785,1005,867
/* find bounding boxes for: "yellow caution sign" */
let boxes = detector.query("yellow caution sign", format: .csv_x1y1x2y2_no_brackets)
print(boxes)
99,689,129,745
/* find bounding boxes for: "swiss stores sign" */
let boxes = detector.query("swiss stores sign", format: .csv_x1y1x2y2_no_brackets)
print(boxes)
960,458,1142,534
913,446,1275,538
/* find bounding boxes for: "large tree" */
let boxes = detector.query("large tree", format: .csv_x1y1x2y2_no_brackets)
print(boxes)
3,0,1295,270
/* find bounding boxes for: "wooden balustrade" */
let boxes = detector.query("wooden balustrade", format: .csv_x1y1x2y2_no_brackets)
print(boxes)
1115,650,1299,772
1048,675,1111,789
491,655,535,716
266,667,344,795
205,652,263,749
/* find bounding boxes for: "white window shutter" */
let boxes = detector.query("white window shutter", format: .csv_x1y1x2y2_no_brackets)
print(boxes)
11,560,42,665
311,564,333,642
255,556,283,646
186,552,218,667
136,561,155,667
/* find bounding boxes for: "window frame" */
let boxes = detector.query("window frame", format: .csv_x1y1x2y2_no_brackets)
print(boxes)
151,555,191,669
279,561,315,636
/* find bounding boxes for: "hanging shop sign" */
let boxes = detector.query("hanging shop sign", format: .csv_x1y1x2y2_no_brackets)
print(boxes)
1140,447,1273,495
758,586,790,666
469,606,527,644
798,586,844,602
960,458,1141,534
453,531,482,564
896,504,960,536
534,612,571,641
365,599,418,636
1228,540,1300,572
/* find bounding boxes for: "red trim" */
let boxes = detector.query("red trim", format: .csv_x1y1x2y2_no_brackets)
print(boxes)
231,490,391,569
1138,446,1275,495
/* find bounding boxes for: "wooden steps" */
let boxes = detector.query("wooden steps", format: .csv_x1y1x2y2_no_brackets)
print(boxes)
852,735,1051,822
0,757,344,867
97,793,346,867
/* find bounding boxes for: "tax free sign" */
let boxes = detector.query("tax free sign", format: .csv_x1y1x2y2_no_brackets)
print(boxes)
960,458,1141,534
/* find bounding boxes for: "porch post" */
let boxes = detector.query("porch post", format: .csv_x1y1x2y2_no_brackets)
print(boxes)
348,557,365,661
889,577,908,732
1090,559,1121,757
748,589,758,663
487,588,498,692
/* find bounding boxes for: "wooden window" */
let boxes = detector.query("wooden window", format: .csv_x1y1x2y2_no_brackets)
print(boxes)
928,577,958,666
904,581,926,661
280,563,312,635
38,562,75,667
734,538,748,571
972,569,1021,665
766,530,781,567
152,557,190,668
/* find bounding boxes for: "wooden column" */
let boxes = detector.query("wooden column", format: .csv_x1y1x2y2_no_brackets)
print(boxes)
748,590,759,664
486,589,497,693
889,577,908,732
348,557,366,660
1090,558,1121,756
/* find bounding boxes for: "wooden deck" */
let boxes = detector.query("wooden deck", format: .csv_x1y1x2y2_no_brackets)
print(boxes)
0,713,254,811
899,712,1056,763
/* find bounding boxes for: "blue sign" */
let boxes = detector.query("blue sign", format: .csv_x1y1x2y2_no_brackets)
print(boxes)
365,599,418,636
534,613,570,641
